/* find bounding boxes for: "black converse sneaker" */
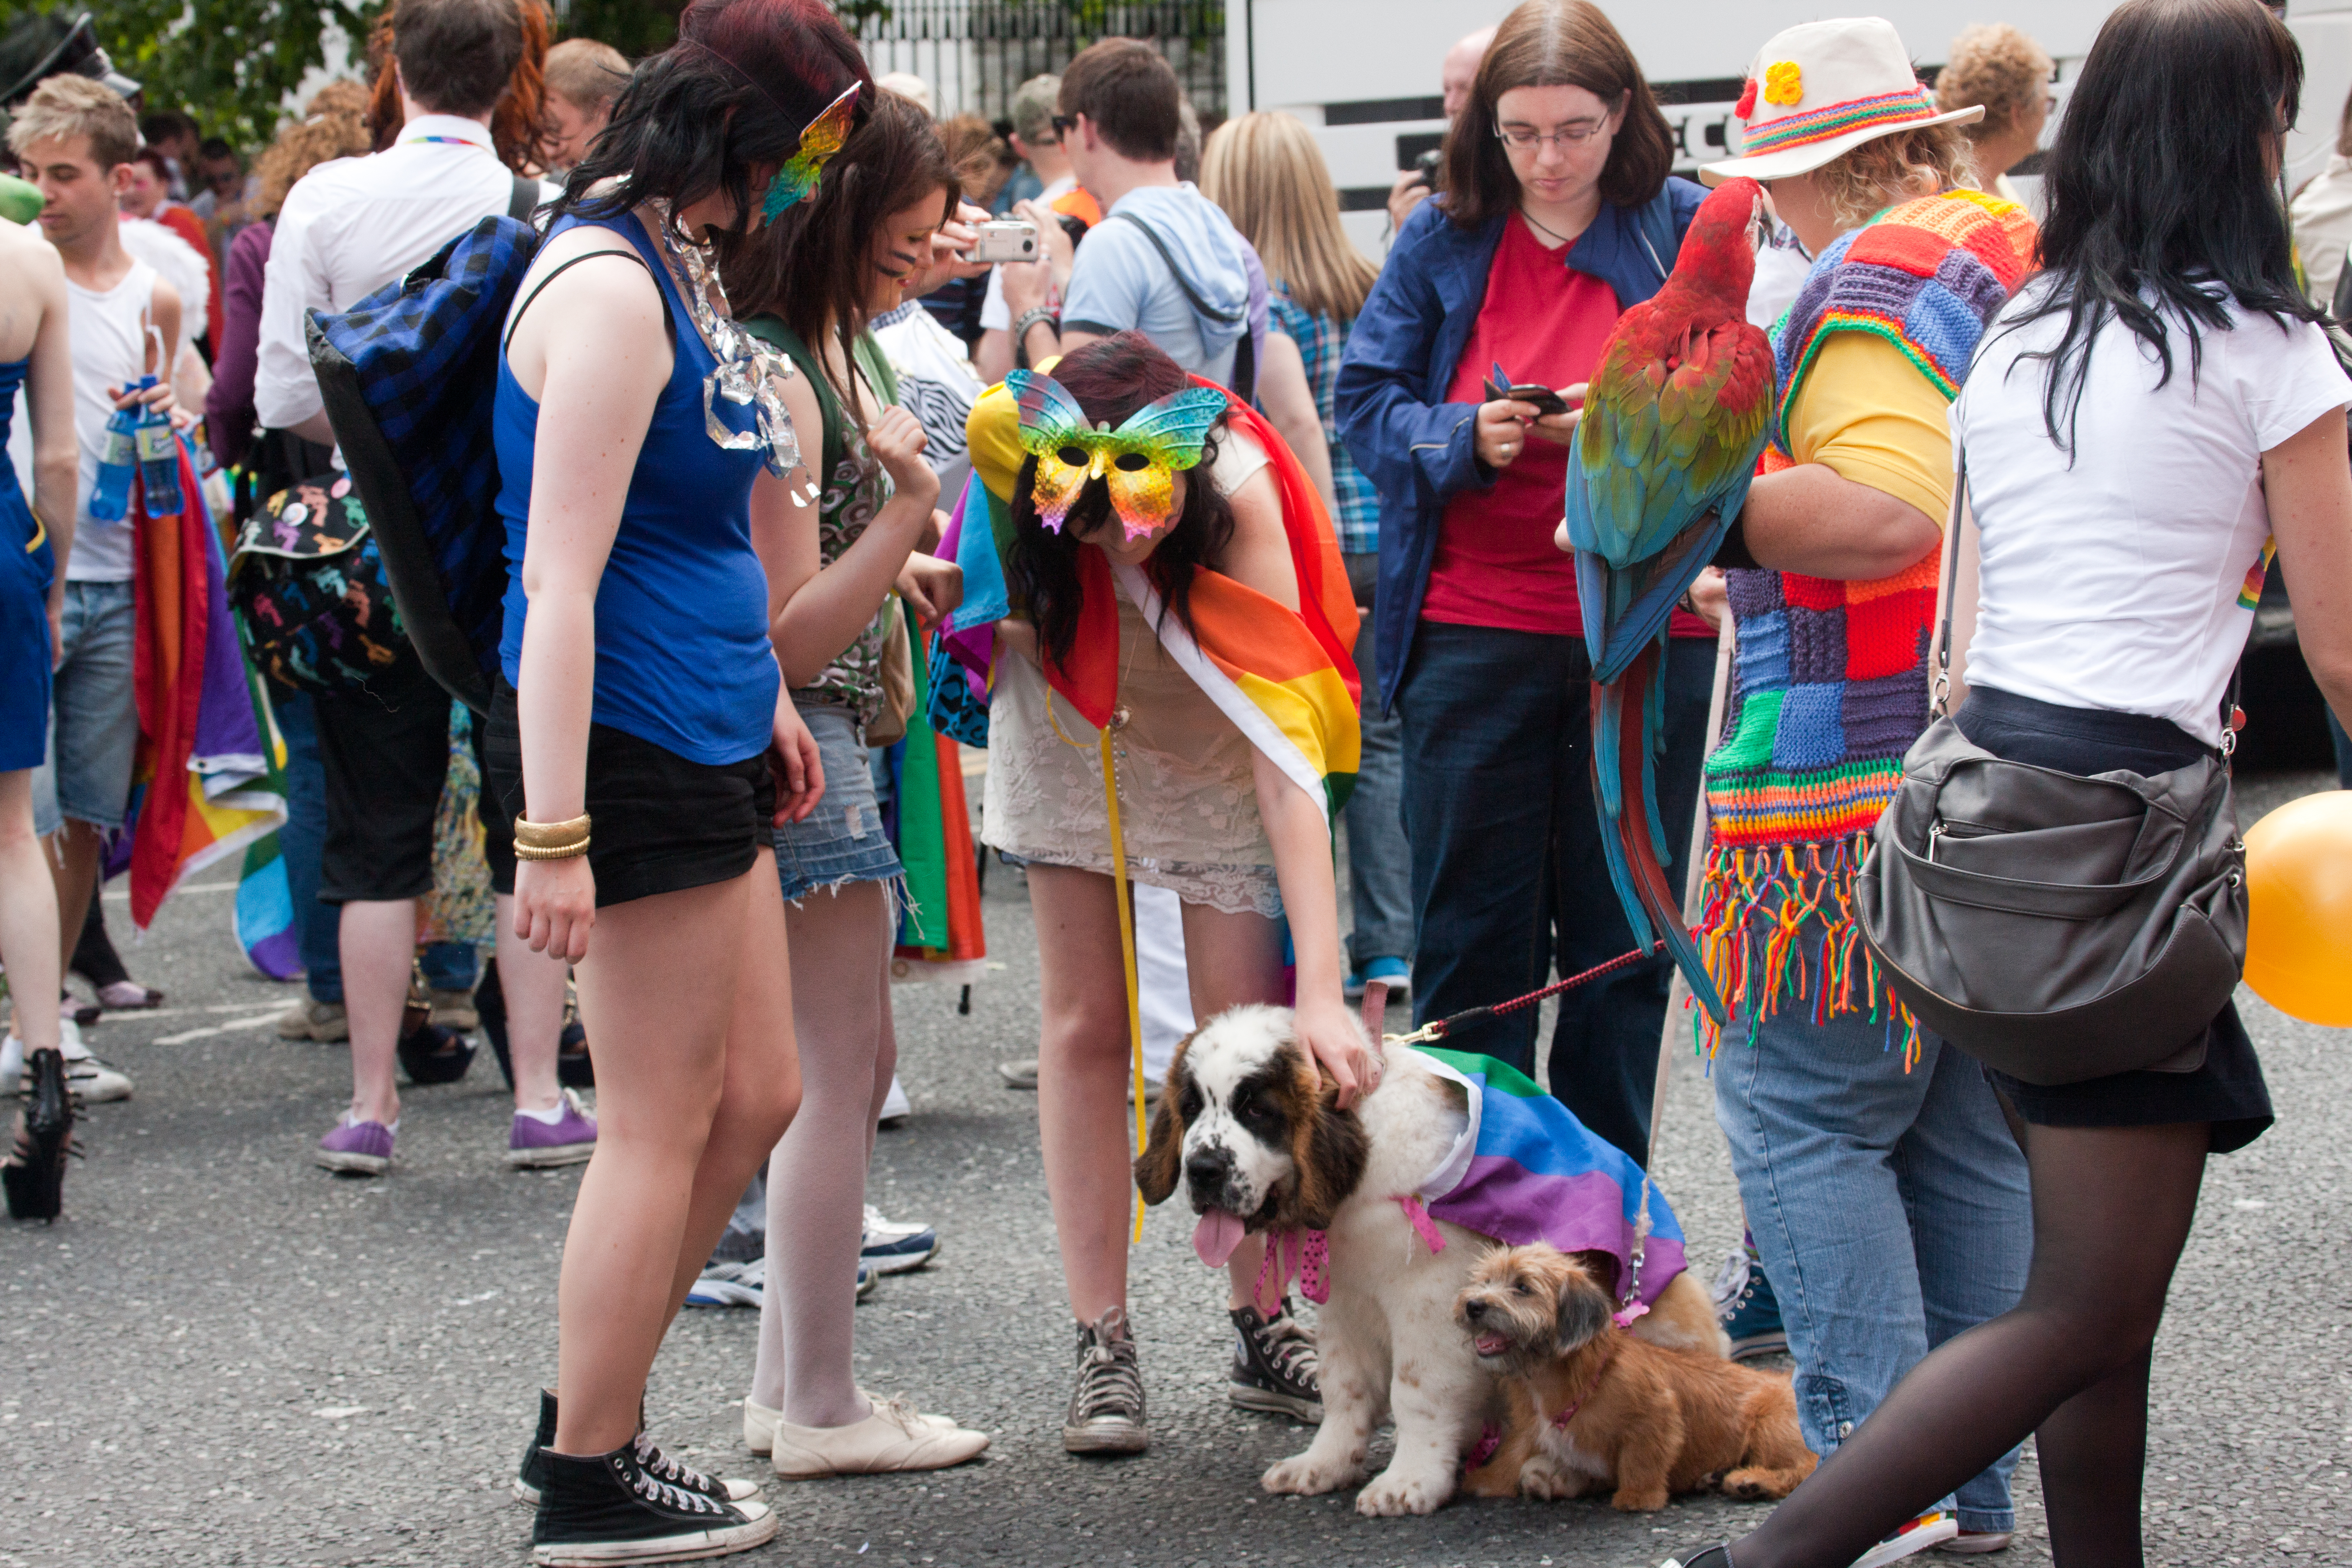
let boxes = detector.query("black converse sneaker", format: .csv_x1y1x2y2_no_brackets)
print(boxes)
1228,1299,1323,1422
1063,1305,1148,1455
531,1443,775,1566
3,1048,77,1222
515,1390,760,1506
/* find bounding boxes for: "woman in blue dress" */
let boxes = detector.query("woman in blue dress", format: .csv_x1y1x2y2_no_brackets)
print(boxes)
0,205,79,1220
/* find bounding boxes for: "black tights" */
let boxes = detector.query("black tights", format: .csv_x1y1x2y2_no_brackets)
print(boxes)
1729,1118,2210,1568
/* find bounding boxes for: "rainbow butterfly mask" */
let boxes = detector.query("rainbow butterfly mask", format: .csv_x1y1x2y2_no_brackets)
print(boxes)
762,83,860,220
1006,369,1228,540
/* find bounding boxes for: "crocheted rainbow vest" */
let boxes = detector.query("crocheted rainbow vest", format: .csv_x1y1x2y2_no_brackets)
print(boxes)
1697,189,2035,1060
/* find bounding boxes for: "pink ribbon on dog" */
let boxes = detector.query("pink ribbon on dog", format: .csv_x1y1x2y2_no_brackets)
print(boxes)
1394,1194,1446,1253
1253,1227,1331,1308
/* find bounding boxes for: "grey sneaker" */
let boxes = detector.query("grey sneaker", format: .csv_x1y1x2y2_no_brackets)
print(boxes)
1228,1300,1322,1422
1063,1306,1147,1455
997,1058,1039,1091
277,997,348,1043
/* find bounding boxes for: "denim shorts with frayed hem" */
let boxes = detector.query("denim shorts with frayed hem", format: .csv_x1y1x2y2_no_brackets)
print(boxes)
775,697,904,904
33,580,139,836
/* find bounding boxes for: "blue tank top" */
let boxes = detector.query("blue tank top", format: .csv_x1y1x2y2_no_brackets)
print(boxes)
494,212,778,766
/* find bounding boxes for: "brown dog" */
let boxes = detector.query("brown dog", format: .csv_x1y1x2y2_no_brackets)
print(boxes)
1456,1243,1816,1511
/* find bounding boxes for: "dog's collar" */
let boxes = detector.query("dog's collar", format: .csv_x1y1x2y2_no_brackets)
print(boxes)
1546,1340,1618,1431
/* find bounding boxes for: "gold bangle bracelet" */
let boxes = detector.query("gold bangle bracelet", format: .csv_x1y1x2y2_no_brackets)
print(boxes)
513,839,591,861
514,813,592,850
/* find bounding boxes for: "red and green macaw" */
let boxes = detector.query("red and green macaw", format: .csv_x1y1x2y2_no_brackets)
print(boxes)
1560,176,1773,1027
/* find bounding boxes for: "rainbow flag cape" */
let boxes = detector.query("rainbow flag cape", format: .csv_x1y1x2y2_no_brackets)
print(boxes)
1416,1047,1688,1309
950,371,1361,821
125,433,285,934
884,606,986,982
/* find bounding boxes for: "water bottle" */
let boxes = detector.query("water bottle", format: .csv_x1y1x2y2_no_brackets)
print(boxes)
136,395,183,519
85,379,147,524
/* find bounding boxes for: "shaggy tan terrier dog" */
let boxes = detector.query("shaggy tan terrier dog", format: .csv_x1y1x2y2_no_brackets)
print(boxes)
1456,1243,1817,1510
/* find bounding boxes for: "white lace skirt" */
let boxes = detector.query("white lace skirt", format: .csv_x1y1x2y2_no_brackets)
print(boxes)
981,592,1282,919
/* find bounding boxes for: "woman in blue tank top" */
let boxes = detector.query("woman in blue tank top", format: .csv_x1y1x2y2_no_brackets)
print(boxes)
0,213,79,1222
483,2,868,1559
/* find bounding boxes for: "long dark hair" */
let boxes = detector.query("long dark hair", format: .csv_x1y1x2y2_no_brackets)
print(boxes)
1005,334,1235,674
1442,0,1673,228
720,87,956,422
2006,0,2317,450
553,0,869,240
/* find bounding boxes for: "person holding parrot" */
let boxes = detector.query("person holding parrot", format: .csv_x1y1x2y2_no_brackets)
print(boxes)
1645,18,2042,1564
1333,0,1719,1171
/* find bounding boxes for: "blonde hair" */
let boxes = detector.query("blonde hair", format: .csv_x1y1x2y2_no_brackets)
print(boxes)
5,74,139,170
1935,24,2053,142
254,83,374,219
1199,111,1379,321
1811,124,1976,233
545,37,629,111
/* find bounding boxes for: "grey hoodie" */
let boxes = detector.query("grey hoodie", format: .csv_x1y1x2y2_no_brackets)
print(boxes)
1058,182,1265,389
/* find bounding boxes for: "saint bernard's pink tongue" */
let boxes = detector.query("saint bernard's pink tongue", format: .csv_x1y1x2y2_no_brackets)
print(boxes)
1193,1209,1247,1267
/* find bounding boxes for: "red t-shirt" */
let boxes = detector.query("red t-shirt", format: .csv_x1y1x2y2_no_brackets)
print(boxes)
1421,214,1711,640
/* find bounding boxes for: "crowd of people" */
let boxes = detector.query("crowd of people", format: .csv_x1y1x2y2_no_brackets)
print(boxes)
3,0,2347,1563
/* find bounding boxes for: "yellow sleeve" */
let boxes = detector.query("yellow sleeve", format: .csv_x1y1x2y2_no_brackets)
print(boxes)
1785,332,1955,525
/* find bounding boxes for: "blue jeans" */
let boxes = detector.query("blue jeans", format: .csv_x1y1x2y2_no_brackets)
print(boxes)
1342,554,1412,969
275,686,474,1005
32,580,138,836
1712,989,2031,1533
1395,619,1712,1163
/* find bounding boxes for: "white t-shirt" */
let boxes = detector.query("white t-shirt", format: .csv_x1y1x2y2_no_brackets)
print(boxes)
1954,283,2349,744
66,258,160,583
979,174,1078,334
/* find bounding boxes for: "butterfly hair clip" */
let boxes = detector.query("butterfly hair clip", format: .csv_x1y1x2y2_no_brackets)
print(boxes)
762,82,861,220
1005,369,1228,540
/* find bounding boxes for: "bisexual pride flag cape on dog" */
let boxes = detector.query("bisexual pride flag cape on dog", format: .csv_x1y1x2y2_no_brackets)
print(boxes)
945,365,1362,822
1414,1047,1688,1310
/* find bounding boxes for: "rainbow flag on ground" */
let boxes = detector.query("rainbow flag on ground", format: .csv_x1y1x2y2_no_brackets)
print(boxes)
948,370,1361,823
1417,1047,1688,1309
124,433,284,937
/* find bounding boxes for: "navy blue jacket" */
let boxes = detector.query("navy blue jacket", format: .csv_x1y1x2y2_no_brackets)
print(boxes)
1334,178,1707,713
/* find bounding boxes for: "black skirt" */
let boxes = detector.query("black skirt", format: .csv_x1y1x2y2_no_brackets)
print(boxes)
482,677,775,909
1953,685,2273,1154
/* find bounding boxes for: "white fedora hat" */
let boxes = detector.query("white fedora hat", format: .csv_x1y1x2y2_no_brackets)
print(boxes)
1699,17,1983,185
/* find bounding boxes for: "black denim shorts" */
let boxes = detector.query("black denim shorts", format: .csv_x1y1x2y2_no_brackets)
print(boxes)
482,677,774,908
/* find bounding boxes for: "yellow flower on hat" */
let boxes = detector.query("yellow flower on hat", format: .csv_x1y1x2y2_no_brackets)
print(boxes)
1763,60,1803,107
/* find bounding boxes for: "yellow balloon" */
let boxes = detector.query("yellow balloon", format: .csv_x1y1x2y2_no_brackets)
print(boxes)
2243,789,2352,1026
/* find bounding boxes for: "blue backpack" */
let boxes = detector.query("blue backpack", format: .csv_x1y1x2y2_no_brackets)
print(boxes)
306,200,539,714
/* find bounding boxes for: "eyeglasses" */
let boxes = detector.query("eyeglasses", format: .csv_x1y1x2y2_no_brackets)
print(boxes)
1495,119,1609,151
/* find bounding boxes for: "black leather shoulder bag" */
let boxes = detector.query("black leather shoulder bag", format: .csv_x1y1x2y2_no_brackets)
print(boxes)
1854,455,2249,1085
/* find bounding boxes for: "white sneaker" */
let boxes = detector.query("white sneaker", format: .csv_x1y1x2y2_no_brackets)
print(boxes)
0,1034,21,1096
767,1395,988,1478
743,1390,958,1455
60,1033,132,1103
1854,1511,1961,1568
860,1204,938,1274
684,1256,764,1309
878,1075,910,1125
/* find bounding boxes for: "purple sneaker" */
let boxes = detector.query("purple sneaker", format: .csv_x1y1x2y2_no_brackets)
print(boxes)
506,1088,598,1169
315,1114,395,1175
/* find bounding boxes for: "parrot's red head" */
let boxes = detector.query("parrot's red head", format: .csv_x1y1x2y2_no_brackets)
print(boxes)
1664,176,1767,311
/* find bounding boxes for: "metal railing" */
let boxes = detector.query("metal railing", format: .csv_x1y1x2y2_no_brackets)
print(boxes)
834,0,1224,123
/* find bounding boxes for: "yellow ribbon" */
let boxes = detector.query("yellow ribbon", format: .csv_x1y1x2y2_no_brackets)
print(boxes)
1099,724,1150,1244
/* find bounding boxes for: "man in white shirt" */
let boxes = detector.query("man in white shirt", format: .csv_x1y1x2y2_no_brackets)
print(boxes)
254,0,584,1178
9,74,181,1105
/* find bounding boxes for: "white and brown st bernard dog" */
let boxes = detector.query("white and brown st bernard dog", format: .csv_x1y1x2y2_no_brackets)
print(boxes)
1135,1003,1723,1517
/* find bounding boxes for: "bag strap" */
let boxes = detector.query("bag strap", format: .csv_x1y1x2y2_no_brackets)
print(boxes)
508,174,540,224
1933,445,1968,719
501,247,668,353
1105,210,1258,400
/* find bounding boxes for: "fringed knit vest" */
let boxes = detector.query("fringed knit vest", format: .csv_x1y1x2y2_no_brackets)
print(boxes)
1697,188,2036,1061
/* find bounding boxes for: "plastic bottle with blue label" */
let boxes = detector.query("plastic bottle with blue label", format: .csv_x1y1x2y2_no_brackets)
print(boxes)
85,377,149,524
136,395,183,518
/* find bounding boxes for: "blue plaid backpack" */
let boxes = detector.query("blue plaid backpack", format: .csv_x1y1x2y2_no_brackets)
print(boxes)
305,185,539,714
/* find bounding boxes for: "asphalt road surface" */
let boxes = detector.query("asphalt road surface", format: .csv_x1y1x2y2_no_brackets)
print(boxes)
3,766,2346,1568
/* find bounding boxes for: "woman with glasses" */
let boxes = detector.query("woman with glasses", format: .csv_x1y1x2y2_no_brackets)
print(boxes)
1332,0,1717,1166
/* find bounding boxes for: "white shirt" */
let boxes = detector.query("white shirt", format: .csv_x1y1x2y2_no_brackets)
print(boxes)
1955,283,2350,744
255,116,557,431
978,174,1078,333
65,259,160,583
